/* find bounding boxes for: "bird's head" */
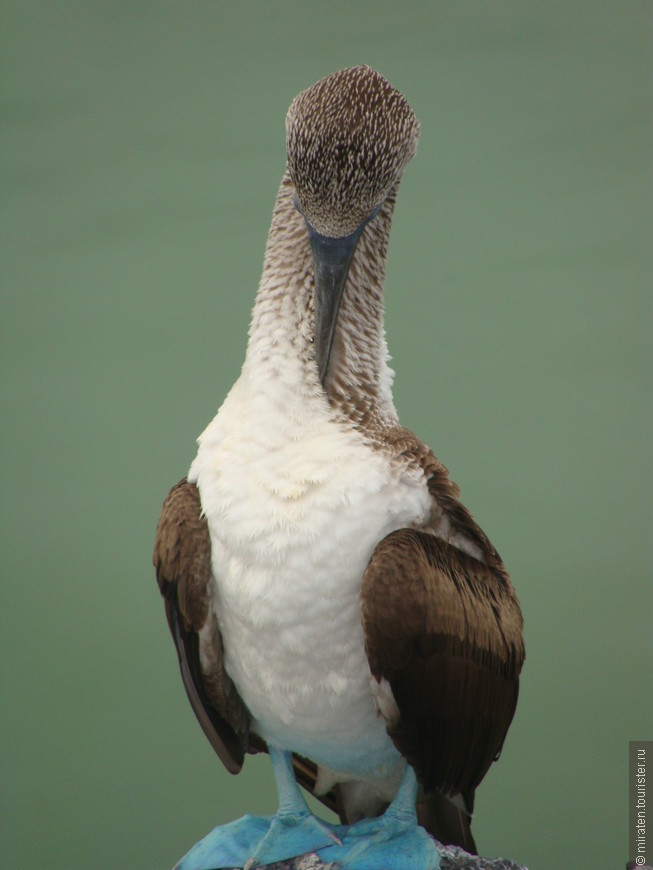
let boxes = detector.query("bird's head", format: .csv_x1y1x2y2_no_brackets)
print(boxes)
286,65,419,238
285,66,420,386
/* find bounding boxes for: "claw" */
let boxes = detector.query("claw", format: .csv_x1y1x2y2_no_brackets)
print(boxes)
244,808,341,867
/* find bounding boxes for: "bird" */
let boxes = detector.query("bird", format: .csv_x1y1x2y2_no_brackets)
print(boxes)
154,65,525,870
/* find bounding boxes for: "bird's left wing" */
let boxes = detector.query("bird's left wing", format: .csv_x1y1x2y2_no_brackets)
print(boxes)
153,478,253,773
361,525,524,798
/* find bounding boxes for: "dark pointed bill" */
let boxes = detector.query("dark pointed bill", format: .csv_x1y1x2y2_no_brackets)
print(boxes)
296,198,380,386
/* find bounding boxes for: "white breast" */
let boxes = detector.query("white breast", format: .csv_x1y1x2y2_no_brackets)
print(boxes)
188,362,430,790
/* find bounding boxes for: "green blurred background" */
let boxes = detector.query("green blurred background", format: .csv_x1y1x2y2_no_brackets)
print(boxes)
2,2,651,868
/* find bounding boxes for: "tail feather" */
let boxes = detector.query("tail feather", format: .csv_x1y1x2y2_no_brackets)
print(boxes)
417,788,477,855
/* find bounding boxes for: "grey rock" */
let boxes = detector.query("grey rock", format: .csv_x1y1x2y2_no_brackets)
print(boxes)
222,844,527,869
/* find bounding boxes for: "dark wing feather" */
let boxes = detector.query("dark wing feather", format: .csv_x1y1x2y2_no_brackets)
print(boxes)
361,525,524,797
153,478,251,773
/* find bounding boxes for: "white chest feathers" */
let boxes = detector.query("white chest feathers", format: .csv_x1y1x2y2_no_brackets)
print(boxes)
188,373,430,783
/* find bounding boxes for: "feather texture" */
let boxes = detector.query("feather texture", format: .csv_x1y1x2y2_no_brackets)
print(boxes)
361,526,523,796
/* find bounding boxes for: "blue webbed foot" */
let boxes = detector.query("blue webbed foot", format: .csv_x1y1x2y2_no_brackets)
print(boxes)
324,812,439,869
320,766,440,869
243,809,341,869
174,748,343,869
173,814,271,869
173,811,342,870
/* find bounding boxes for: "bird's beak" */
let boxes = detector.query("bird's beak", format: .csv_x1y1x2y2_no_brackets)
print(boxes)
307,225,363,386
299,203,380,387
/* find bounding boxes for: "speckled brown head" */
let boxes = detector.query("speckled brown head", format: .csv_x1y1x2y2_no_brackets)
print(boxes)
286,65,420,238
285,66,420,386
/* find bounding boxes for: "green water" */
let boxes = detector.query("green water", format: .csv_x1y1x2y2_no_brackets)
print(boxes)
2,3,651,868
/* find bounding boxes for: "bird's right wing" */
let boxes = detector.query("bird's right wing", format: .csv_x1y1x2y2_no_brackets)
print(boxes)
153,478,254,773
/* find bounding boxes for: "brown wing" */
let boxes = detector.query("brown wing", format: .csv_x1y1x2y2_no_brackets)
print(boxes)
153,478,253,773
361,520,524,797
153,478,341,813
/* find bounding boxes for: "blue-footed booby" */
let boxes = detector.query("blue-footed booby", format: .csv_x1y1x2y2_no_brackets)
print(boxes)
154,65,524,869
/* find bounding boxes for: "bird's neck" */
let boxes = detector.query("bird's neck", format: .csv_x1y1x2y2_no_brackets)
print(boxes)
244,172,400,431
